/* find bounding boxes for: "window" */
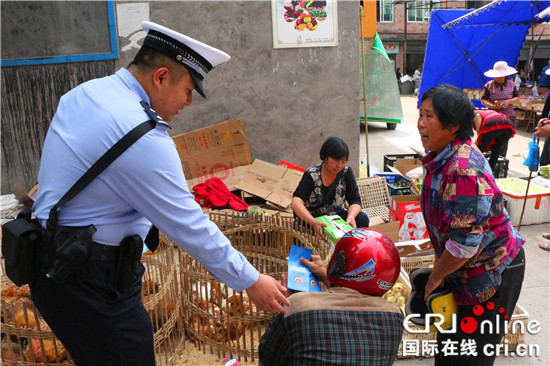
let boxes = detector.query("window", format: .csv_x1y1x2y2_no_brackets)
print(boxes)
377,0,394,22
407,0,439,23
466,1,488,10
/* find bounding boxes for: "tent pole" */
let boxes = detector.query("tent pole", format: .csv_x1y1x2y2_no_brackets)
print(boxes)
530,0,534,72
403,2,408,74
359,4,370,177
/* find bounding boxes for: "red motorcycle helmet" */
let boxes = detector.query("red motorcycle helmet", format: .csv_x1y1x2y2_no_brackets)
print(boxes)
327,228,401,296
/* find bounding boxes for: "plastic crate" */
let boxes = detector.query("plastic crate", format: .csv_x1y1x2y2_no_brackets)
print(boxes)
483,153,509,178
496,178,550,225
383,153,423,172
375,173,412,195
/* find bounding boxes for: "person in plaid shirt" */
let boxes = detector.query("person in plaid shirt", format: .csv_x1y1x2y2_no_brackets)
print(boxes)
418,85,525,366
259,230,404,366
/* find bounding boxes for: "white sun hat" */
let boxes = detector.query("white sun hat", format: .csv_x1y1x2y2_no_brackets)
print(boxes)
141,21,230,98
484,61,517,78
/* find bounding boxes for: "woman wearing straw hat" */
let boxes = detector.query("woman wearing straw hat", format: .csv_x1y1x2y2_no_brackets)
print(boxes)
480,61,520,158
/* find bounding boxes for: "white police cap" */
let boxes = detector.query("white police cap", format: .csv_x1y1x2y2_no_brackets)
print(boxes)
141,21,230,98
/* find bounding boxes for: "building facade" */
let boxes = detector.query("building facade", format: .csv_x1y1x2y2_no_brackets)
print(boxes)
376,0,550,80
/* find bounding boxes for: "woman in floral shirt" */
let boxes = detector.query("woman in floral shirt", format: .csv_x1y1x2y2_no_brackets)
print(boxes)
291,137,368,236
418,85,525,366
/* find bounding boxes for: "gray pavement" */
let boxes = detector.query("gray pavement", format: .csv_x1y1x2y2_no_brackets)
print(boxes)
361,96,550,366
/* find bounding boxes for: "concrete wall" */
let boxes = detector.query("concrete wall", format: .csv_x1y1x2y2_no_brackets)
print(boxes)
117,0,361,175
0,1,361,195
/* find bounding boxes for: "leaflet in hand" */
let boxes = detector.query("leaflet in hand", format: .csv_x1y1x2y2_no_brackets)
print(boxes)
287,245,322,292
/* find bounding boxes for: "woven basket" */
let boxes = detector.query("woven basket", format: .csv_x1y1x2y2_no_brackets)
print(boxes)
502,303,529,350
141,240,186,366
401,254,435,275
357,177,391,209
357,177,391,221
0,240,184,365
398,323,438,358
179,212,331,363
1,277,73,365
362,206,390,222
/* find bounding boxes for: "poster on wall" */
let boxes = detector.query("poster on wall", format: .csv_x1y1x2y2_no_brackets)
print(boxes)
271,0,338,49
116,2,149,52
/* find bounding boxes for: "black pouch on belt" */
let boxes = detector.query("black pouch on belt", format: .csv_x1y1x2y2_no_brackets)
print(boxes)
114,234,143,293
1,208,43,286
47,225,97,284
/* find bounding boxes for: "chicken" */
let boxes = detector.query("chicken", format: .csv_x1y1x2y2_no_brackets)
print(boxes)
1,341,22,361
143,294,177,332
1,284,31,301
209,282,224,307
141,280,160,296
23,338,67,363
225,294,251,316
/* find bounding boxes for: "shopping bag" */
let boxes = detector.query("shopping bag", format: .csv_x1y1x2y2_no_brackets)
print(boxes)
522,135,540,172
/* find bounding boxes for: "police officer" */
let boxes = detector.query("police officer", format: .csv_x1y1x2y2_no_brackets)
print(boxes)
31,21,289,366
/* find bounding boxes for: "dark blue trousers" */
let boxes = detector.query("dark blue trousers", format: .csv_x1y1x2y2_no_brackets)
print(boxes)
434,247,525,366
335,207,370,228
30,251,155,366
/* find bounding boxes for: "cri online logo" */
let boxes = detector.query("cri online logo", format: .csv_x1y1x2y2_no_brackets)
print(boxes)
460,301,502,334
405,301,541,335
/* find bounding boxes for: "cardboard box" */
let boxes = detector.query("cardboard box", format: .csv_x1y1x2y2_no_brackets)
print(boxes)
187,165,249,192
368,216,386,227
315,215,353,244
234,159,303,209
389,195,421,213
287,245,322,292
388,158,423,178
389,195,428,242
371,221,431,257
370,221,400,243
172,118,251,182
394,239,432,257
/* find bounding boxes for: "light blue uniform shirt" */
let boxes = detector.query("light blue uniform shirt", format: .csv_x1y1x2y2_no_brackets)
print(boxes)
33,68,258,291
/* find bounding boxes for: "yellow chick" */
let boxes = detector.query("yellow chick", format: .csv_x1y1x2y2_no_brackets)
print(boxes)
383,283,407,303
397,296,406,313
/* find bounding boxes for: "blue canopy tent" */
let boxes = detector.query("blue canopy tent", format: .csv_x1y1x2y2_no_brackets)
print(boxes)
418,0,550,108
442,0,550,28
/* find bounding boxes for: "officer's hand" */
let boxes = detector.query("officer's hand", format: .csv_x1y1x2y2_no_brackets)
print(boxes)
246,274,290,314
280,273,297,298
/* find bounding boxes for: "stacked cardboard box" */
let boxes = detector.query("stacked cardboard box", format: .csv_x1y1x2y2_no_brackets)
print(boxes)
172,118,252,191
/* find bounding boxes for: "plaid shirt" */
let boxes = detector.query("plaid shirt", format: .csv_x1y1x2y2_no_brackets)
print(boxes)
259,287,403,366
421,138,524,305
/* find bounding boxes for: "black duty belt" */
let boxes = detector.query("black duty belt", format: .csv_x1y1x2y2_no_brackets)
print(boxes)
89,242,120,263
40,240,121,263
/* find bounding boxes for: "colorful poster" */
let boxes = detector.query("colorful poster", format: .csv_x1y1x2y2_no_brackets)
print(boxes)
271,0,338,49
360,35,403,125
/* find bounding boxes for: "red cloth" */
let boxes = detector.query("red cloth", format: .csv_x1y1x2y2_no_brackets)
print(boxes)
192,177,248,211
475,109,516,151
